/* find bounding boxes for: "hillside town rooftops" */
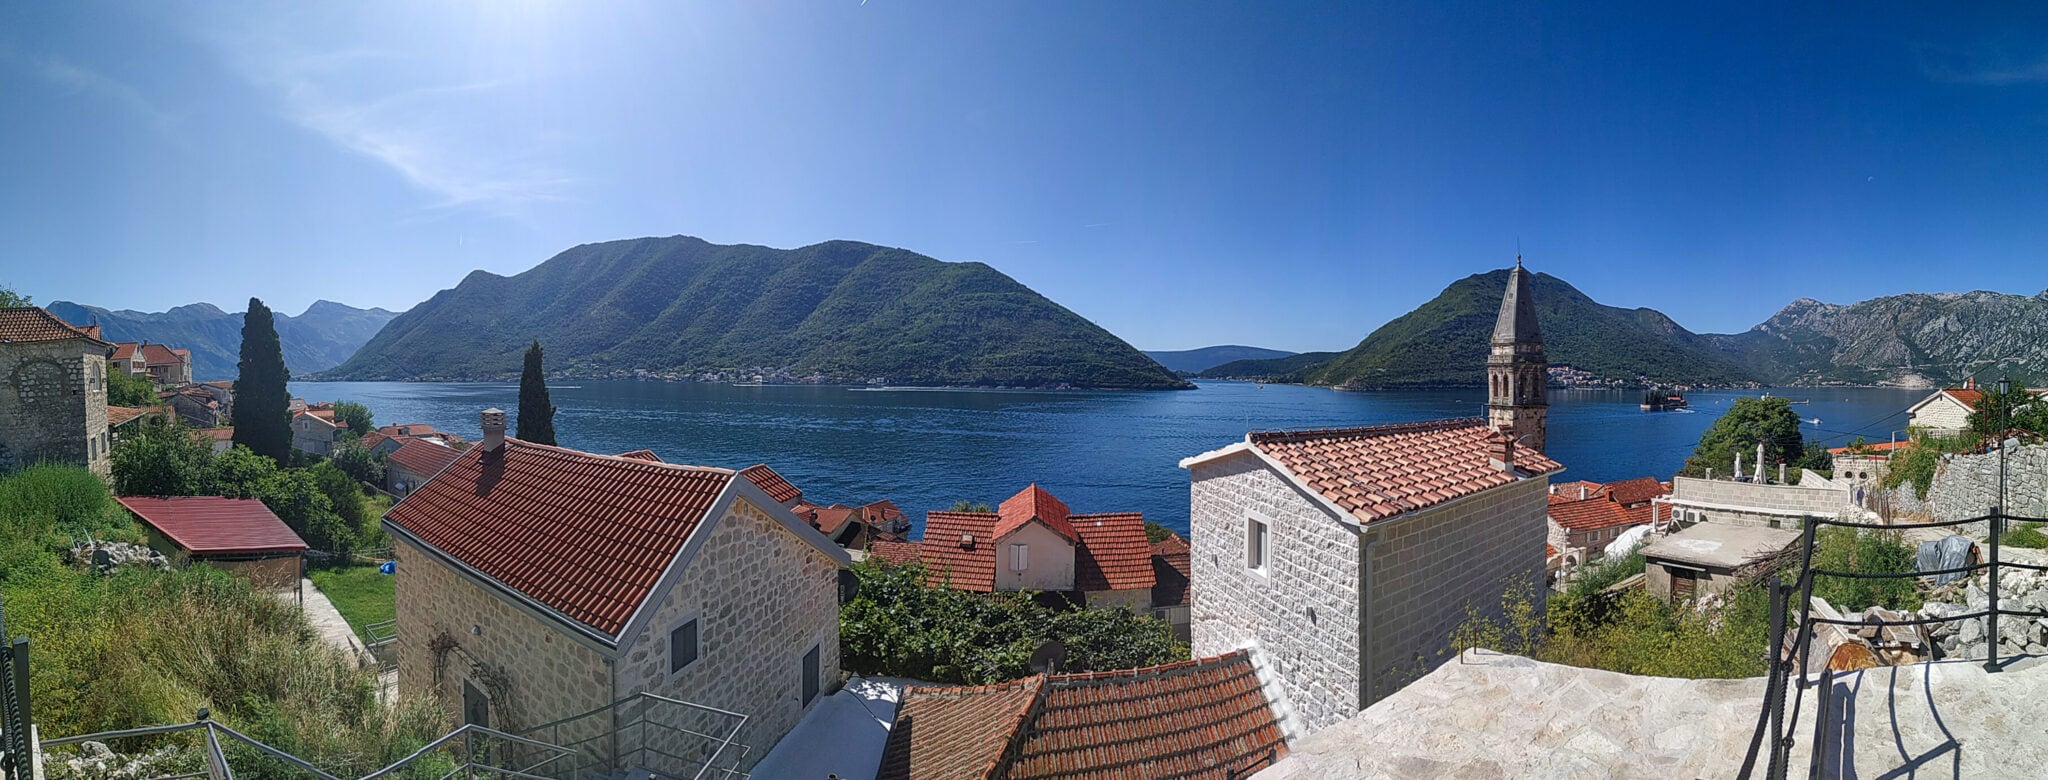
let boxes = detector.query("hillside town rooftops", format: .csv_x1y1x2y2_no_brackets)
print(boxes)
877,650,1286,780
0,307,112,346
1183,418,1563,524
116,496,308,555
1548,496,1653,532
915,485,1156,593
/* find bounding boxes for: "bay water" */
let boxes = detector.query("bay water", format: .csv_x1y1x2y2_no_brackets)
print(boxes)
292,380,1927,537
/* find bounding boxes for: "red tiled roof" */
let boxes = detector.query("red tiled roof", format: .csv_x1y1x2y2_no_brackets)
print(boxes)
861,499,906,523
116,496,308,554
740,463,803,504
295,411,340,429
918,511,1000,591
1247,419,1563,523
111,341,139,360
358,432,390,450
385,438,735,637
79,324,102,339
107,406,150,426
1547,497,1642,532
194,427,235,442
1549,480,1606,504
996,484,1078,543
1547,543,1559,558
1070,512,1155,592
878,651,1286,780
869,540,922,566
1828,440,1909,455
616,449,662,462
1151,533,1191,607
139,343,187,366
1605,476,1669,506
377,423,444,437
1151,531,1190,558
386,438,463,480
798,503,859,535
877,676,1044,780
1944,387,1985,407
0,307,110,346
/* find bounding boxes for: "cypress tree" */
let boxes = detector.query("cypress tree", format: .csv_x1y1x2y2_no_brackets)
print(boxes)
232,298,293,463
518,340,557,445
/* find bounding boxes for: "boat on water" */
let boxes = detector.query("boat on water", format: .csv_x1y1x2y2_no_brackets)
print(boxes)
1640,390,1690,411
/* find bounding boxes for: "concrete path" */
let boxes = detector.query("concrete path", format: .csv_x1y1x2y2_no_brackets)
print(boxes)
289,577,371,667
1258,649,2048,779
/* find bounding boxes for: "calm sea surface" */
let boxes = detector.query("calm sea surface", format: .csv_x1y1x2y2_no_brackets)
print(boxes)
291,380,1927,537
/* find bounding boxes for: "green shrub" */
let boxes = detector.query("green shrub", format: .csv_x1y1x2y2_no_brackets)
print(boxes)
1458,579,1772,680
1810,526,1921,611
0,462,126,540
2001,522,2048,549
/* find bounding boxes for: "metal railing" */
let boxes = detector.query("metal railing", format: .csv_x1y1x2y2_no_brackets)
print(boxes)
41,714,578,780
1738,507,2048,778
363,620,398,663
519,692,750,780
2,595,31,780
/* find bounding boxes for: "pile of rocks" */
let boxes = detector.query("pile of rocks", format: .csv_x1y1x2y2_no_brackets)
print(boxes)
1926,568,2048,659
49,740,189,780
66,539,168,575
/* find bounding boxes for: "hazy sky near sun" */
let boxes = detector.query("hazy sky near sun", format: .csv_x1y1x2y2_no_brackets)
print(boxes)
4,2,2047,352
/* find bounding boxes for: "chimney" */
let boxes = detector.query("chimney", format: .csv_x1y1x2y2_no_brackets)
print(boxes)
1578,485,1588,500
481,408,507,451
1488,435,1515,472
959,533,976,550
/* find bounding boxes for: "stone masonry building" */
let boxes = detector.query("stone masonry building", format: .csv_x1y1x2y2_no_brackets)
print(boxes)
1180,263,1563,734
0,307,113,476
384,409,851,774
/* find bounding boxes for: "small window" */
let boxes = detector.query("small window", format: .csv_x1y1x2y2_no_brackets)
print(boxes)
801,644,821,706
669,617,701,675
1010,543,1029,572
1246,517,1269,571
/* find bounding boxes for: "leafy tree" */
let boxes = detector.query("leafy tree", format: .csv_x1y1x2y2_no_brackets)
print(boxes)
948,501,993,513
517,340,557,445
106,367,157,407
840,558,1185,684
332,401,374,436
0,284,29,307
207,445,280,498
1967,381,2048,442
232,298,292,463
257,469,351,554
308,461,370,539
1679,397,1804,479
330,438,385,485
110,417,213,497
1142,520,1173,544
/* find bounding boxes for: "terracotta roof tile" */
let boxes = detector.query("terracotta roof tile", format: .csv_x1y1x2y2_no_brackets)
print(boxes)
869,540,922,566
385,438,736,637
740,463,803,504
996,484,1078,543
117,496,308,554
861,499,906,524
878,651,1286,779
1945,387,1985,407
1150,532,1191,558
107,406,149,426
1548,480,1606,503
1248,418,1562,524
358,432,390,450
139,343,187,366
918,511,1000,591
1070,513,1155,592
111,342,139,360
1604,476,1669,507
615,449,662,462
387,438,462,479
1547,497,1642,532
1828,440,1909,455
0,307,110,346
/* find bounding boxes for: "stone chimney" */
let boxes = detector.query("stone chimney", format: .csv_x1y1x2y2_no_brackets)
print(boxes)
481,408,507,451
1578,485,1588,500
1488,435,1515,472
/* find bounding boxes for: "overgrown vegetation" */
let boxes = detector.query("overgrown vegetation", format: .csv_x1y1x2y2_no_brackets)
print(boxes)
840,558,1185,684
106,367,158,407
1881,429,1977,500
1809,527,1921,611
0,465,442,774
111,416,383,556
2000,521,2048,549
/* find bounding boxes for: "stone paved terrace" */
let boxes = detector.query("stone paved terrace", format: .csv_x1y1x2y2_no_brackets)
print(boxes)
1257,649,2048,779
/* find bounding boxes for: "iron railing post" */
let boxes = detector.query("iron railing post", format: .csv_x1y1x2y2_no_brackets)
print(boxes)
1987,503,2003,672
1809,667,1835,777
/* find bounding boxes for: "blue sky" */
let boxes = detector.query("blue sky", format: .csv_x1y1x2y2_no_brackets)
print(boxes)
3,3,2046,352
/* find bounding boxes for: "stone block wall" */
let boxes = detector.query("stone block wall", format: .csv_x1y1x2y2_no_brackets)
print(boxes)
0,341,108,476
616,499,842,772
1668,476,1848,527
1363,476,1548,703
391,537,613,740
1888,443,2048,536
1188,454,1362,734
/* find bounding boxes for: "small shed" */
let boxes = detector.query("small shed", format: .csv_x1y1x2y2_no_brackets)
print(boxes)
1640,523,1800,602
116,496,309,591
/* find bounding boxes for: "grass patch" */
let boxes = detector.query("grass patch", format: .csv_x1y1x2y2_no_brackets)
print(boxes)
2002,521,2048,549
309,564,396,643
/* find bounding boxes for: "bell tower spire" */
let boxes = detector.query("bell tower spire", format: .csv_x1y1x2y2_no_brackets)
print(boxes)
1487,258,1547,452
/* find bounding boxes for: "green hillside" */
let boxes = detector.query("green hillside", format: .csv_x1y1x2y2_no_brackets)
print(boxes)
321,236,1189,389
1299,269,1756,388
1196,351,1340,380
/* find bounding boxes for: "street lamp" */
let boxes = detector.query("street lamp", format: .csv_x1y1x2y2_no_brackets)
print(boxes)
1988,376,2011,673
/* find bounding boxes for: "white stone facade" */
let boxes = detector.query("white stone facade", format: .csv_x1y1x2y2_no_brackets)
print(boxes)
1661,475,1851,529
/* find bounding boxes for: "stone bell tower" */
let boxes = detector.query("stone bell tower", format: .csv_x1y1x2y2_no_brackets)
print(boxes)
1487,257,1547,452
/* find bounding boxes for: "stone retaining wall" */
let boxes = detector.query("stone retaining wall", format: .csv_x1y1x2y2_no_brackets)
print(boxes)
1886,443,2048,536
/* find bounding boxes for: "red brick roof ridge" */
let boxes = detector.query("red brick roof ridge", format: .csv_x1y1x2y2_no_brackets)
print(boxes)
1246,416,1488,444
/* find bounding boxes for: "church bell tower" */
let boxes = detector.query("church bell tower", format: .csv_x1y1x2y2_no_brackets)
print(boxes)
1487,256,1547,452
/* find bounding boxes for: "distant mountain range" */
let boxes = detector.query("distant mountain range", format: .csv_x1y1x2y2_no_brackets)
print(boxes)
1143,345,1296,374
320,236,1189,389
48,300,399,381
1703,290,2048,387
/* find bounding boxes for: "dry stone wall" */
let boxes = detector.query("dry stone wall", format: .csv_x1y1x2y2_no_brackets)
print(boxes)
1888,443,2048,536
0,341,108,475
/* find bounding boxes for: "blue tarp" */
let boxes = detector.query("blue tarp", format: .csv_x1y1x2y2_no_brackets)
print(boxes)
379,560,396,575
1916,535,1975,586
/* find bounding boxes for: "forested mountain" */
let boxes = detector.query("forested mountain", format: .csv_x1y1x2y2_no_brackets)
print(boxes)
1143,345,1297,374
1196,351,1340,380
48,300,398,380
1279,270,1758,388
321,236,1189,389
1703,290,2048,387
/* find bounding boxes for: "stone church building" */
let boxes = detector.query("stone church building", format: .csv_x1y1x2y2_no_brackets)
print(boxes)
1179,261,1561,734
0,307,113,476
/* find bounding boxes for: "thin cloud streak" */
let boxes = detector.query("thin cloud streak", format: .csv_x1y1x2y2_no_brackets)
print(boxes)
17,51,177,128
